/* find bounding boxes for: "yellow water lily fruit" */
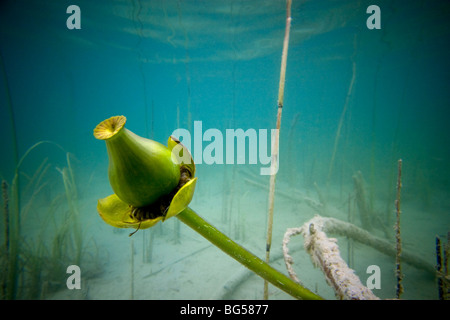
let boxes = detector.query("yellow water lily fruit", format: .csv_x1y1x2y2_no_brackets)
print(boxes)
94,115,197,231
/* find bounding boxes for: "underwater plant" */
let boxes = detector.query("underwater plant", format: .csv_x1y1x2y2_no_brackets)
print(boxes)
0,139,101,299
94,115,322,300
94,115,197,234
264,0,292,299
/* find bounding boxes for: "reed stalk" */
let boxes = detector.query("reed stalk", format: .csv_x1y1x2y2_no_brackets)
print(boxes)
264,0,292,300
177,207,322,300
394,159,403,299
59,156,82,266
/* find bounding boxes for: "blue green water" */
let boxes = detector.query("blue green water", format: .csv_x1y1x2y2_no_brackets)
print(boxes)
0,0,449,300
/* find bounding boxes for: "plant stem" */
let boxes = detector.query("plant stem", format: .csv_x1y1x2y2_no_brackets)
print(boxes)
395,159,403,299
2,181,9,257
176,207,323,300
264,0,292,299
436,236,444,300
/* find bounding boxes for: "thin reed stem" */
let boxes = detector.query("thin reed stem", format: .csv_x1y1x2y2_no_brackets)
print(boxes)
395,159,403,299
264,0,292,300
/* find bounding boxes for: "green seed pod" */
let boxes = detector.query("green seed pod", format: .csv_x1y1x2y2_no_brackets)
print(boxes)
94,115,197,231
94,115,180,208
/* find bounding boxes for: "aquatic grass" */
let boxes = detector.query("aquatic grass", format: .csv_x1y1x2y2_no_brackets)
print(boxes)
57,153,82,266
20,158,51,223
2,45,91,299
0,141,99,299
20,211,77,299
31,152,90,296
30,153,89,298
22,158,50,197
20,240,46,299
1,157,45,299
2,146,63,299
1,48,20,300
1,181,10,299
11,156,58,299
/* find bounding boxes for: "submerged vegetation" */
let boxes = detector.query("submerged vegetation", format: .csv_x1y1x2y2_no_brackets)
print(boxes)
0,0,448,301
0,143,100,299
1,46,100,299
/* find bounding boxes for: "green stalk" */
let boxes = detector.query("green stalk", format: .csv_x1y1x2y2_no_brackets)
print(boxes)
177,207,323,300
